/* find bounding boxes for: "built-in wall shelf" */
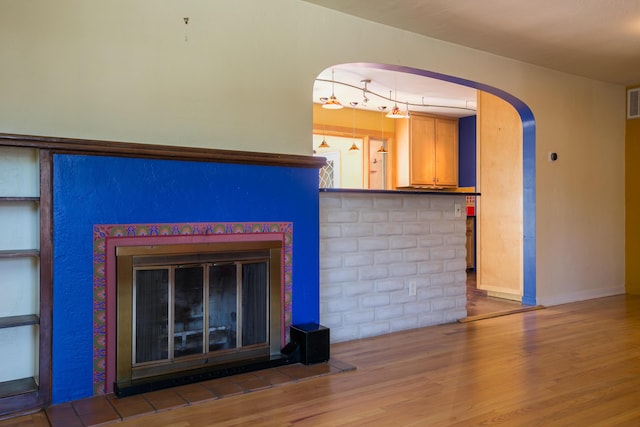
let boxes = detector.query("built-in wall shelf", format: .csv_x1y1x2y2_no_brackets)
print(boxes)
0,315,40,329
0,377,38,399
0,197,39,202
0,146,49,417
0,249,40,258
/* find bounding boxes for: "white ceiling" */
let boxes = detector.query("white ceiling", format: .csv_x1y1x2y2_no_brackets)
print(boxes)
313,66,478,118
307,0,640,118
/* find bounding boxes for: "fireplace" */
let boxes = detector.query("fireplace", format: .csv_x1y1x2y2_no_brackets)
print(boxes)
51,152,323,404
114,240,283,394
90,222,297,397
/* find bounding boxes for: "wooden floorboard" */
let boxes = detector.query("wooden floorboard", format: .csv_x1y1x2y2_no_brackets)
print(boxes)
4,294,640,426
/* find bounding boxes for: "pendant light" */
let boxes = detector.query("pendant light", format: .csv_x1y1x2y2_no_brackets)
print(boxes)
377,106,388,154
349,101,360,151
386,90,407,119
322,69,343,110
317,105,330,149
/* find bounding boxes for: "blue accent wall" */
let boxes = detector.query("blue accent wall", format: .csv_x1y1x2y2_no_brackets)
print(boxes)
51,154,320,403
458,115,476,187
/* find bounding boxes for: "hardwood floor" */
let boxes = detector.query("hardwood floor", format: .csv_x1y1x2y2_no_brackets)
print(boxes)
5,294,640,426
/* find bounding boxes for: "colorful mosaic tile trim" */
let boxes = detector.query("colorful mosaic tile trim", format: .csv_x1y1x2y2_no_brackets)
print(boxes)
92,222,293,395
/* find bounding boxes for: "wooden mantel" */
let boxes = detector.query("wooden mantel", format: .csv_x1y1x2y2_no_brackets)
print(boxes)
0,133,326,169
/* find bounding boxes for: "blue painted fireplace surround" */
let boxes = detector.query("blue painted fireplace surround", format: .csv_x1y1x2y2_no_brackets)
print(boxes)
52,154,320,404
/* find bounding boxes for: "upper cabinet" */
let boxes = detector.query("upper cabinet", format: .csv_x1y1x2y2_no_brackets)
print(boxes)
395,113,458,188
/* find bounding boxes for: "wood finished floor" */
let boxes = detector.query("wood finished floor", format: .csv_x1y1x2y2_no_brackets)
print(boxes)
4,292,640,425
34,360,354,427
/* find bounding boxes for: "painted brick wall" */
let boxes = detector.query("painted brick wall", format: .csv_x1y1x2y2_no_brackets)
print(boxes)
319,192,468,343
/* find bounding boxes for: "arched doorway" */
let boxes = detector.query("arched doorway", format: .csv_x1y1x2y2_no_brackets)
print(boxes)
314,62,536,306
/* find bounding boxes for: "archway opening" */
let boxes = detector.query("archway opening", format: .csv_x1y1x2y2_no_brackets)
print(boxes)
313,62,536,306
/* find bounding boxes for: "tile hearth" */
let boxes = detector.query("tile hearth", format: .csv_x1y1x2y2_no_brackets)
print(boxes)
45,359,354,427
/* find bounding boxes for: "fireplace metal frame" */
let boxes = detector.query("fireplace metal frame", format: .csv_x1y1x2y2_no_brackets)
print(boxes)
115,241,282,387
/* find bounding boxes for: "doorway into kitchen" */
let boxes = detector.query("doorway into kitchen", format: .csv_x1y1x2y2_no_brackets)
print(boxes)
465,271,532,318
313,63,537,317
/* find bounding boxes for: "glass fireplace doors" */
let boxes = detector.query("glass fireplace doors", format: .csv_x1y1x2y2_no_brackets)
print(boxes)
115,241,282,386
134,261,267,365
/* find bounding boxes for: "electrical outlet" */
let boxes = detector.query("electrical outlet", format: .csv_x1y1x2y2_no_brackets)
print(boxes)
409,281,417,296
454,203,462,218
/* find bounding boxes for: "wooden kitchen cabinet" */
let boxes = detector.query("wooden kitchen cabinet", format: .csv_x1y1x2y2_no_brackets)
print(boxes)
396,112,458,188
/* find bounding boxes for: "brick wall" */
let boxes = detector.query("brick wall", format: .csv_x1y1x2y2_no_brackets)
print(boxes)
319,191,468,343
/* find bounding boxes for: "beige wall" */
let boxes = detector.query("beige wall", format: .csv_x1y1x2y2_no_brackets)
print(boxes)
0,0,625,306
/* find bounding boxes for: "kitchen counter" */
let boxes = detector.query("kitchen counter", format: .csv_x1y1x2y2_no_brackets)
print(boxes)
320,187,480,196
319,189,471,344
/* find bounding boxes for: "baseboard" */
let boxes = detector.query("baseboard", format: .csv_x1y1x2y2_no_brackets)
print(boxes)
486,290,522,302
538,286,625,307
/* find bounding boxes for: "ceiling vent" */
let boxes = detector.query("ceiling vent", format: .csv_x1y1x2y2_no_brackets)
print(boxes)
628,88,640,119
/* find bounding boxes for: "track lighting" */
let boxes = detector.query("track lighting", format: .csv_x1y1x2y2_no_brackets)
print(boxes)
361,79,371,106
316,74,475,114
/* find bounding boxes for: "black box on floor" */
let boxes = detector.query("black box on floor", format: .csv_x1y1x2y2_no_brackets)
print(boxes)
290,323,330,365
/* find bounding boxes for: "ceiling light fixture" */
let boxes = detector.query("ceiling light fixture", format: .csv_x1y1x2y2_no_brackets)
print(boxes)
386,90,407,119
361,79,371,106
315,77,476,114
317,104,331,149
377,106,388,154
322,69,343,110
349,101,360,151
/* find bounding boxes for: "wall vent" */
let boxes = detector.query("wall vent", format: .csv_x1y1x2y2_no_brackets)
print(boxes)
628,88,640,119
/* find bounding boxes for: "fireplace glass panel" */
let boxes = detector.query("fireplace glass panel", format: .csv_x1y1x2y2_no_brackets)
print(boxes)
121,244,279,387
242,262,268,346
174,266,204,357
208,264,237,351
134,269,169,364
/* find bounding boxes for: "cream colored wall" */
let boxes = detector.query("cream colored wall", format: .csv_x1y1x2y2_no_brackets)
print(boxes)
477,92,523,300
0,0,625,306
